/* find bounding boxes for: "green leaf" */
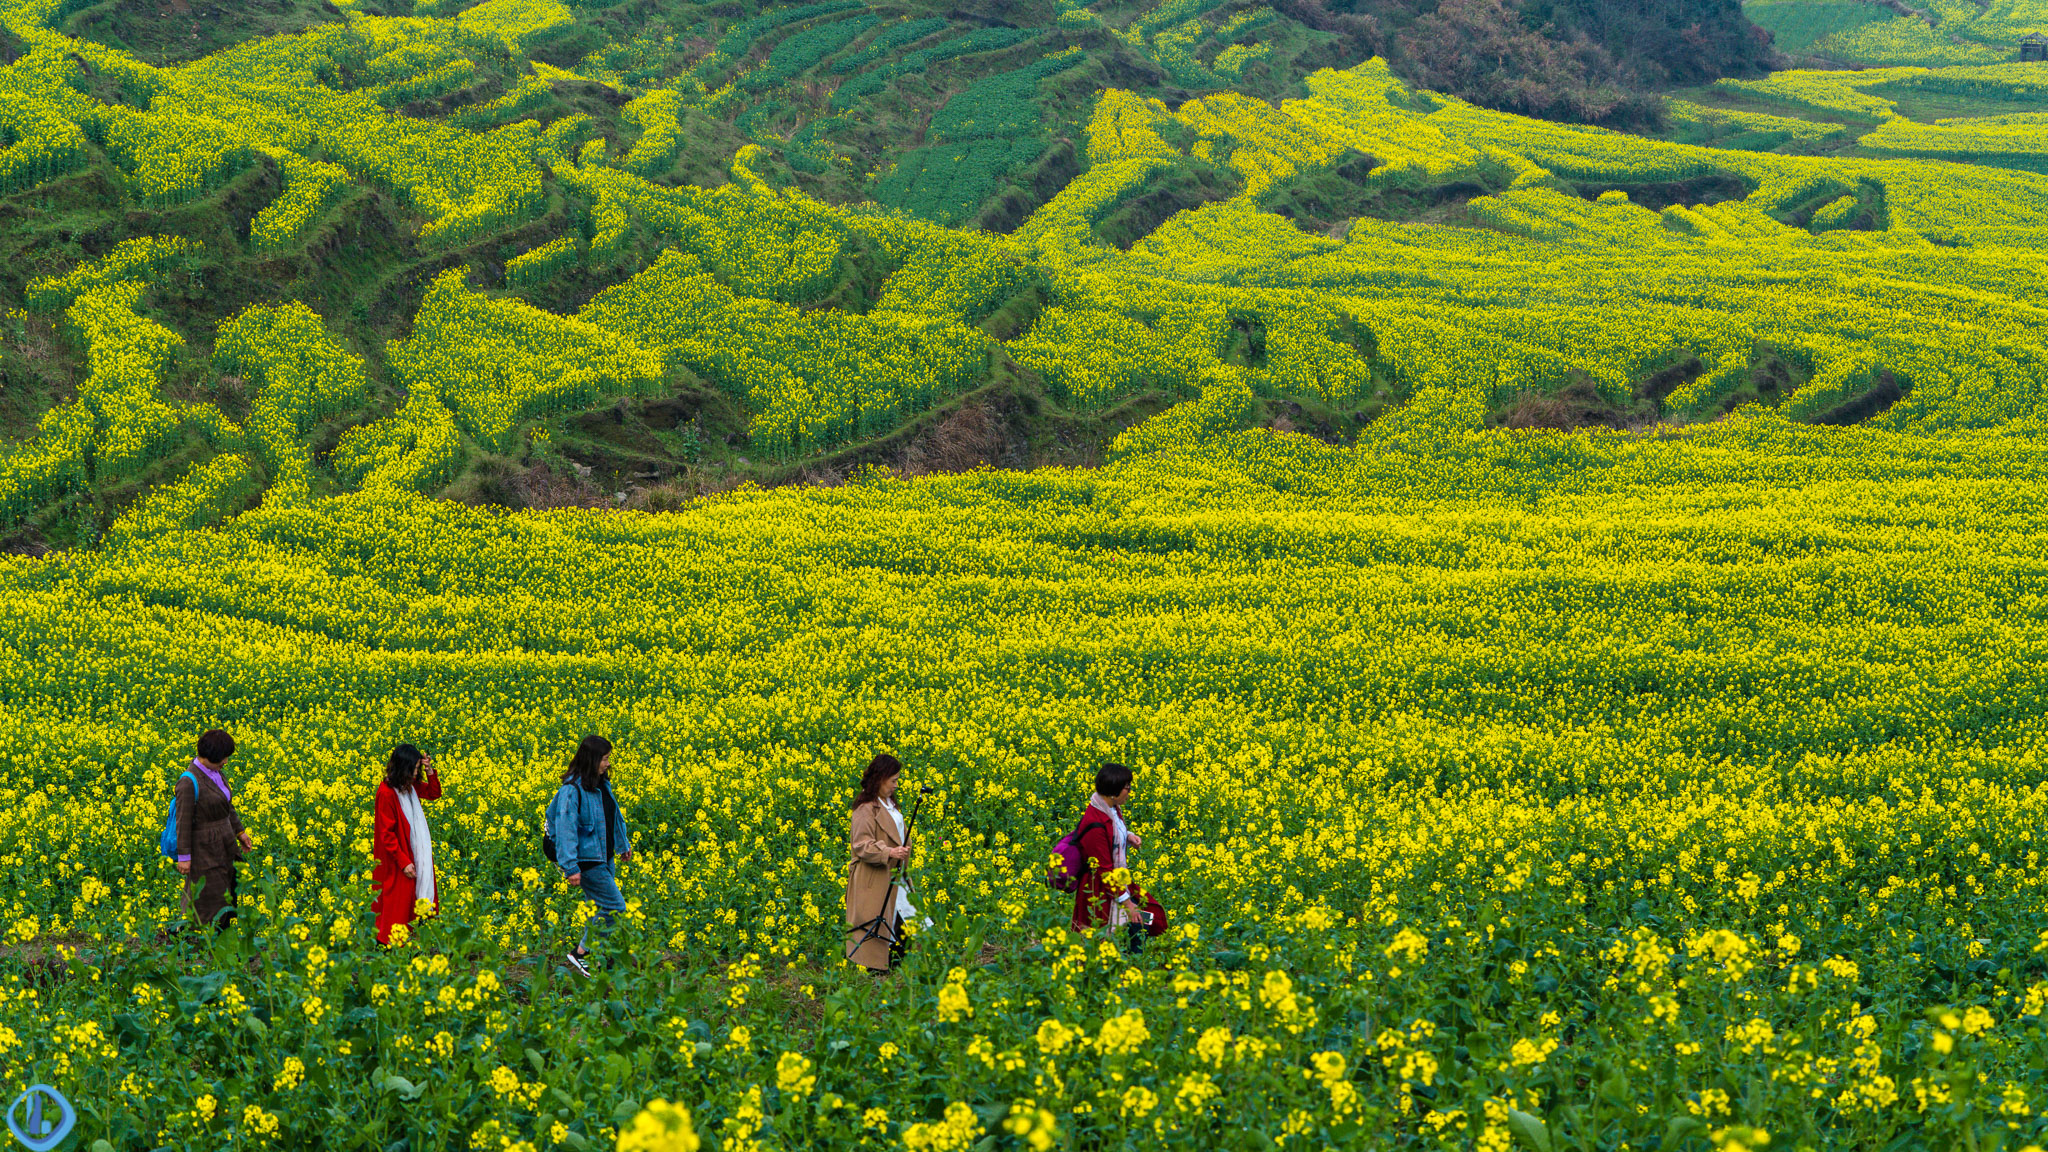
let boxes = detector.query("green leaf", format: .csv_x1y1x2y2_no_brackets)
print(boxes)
112,1013,150,1051
378,1074,422,1100
1664,1116,1709,1148
610,1098,642,1126
210,927,252,963
243,1013,269,1039
970,1102,1008,1126
1879,1130,1921,1152
178,972,228,1005
558,1132,594,1152
525,1047,546,1078
1507,1109,1552,1152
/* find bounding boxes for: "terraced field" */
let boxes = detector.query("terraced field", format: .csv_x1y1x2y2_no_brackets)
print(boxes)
4,0,2048,1149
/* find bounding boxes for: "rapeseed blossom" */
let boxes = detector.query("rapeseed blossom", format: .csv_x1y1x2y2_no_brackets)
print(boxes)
0,53,2043,1139
618,1100,700,1152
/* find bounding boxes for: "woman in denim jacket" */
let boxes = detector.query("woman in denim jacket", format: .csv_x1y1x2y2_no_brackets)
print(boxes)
547,735,633,975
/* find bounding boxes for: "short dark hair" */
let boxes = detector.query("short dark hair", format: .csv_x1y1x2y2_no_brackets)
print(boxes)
1095,762,1132,798
563,734,613,791
851,753,902,810
386,744,424,791
197,729,235,764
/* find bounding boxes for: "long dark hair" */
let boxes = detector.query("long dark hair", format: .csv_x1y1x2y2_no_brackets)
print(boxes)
850,753,902,810
563,735,613,791
385,744,424,790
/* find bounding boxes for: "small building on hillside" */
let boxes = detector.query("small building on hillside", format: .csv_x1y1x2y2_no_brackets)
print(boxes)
2023,32,2048,61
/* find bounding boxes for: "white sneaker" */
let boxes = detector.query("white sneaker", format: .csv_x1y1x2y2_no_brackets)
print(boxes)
565,950,591,977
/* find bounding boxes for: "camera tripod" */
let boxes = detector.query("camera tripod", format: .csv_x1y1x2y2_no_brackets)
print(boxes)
846,786,930,956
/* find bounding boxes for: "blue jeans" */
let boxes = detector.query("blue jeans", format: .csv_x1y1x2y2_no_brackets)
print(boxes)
576,862,624,949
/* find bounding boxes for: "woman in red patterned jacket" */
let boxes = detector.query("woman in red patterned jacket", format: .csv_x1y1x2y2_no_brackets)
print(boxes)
1071,763,1168,954
372,745,442,945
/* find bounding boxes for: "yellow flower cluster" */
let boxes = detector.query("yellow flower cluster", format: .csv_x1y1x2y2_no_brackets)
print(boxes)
616,1100,699,1152
619,89,684,176
935,967,973,1023
902,1102,979,1152
385,268,662,455
213,302,370,503
505,236,579,289
250,149,350,251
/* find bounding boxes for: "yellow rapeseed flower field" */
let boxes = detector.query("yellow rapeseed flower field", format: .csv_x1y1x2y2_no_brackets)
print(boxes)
0,1,2046,1146
4,416,2048,1148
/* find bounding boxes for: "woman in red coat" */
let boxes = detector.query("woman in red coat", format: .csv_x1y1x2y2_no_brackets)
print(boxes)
373,745,441,945
1071,762,1168,954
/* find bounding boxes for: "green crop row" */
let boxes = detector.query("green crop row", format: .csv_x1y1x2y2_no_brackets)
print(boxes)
827,26,1036,111
869,54,1083,225
828,16,948,74
712,0,863,59
740,11,880,91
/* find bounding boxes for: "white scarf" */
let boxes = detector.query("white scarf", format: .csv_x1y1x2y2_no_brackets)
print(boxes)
1089,794,1129,870
1089,794,1134,928
397,785,435,905
879,798,929,929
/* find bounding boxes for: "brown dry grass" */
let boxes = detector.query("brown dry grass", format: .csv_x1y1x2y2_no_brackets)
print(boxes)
627,470,750,513
506,464,603,510
900,401,1005,477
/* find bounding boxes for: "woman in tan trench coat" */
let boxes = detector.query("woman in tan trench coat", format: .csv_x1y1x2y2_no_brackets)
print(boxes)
845,754,915,973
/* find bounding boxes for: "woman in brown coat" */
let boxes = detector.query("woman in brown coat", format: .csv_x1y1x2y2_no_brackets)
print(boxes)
845,754,915,973
175,729,254,931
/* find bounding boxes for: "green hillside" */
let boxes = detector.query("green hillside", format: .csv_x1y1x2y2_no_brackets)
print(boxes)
1745,0,2048,66
0,0,1789,552
1,0,2045,559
